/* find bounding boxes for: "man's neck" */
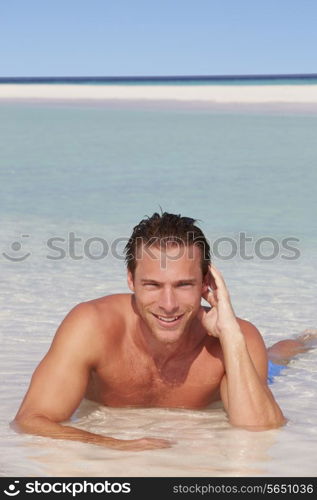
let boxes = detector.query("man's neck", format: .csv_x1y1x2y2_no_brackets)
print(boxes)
134,315,206,369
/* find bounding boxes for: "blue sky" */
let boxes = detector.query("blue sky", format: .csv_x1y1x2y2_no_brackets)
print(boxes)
1,0,316,77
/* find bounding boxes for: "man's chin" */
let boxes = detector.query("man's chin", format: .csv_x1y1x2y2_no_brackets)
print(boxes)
151,328,184,344
147,319,186,343
140,311,195,343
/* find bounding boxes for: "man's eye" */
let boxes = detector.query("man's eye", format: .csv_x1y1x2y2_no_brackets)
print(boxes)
144,283,158,287
179,283,193,287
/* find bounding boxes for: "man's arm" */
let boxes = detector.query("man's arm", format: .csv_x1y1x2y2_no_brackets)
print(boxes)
219,319,286,429
11,302,171,451
201,265,286,430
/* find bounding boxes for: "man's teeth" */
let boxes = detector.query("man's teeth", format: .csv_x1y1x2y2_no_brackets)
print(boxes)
157,315,180,322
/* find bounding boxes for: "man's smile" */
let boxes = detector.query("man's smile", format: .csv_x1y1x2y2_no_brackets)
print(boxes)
151,313,184,327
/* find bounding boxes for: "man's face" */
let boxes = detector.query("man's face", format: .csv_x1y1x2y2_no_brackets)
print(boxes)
127,243,208,344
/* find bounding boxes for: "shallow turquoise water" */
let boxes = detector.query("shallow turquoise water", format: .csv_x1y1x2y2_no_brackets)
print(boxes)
0,101,316,236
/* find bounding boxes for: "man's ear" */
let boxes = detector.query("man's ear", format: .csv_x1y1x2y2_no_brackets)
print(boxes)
127,270,135,292
202,275,209,294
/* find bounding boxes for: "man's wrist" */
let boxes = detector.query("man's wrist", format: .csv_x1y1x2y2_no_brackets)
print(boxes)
218,325,245,347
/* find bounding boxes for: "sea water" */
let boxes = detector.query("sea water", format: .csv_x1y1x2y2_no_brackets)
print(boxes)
0,82,317,477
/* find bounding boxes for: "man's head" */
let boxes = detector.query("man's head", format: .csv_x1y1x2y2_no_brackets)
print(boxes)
125,212,211,344
125,212,211,278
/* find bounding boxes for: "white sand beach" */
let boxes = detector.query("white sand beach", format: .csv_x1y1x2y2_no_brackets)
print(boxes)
0,83,317,104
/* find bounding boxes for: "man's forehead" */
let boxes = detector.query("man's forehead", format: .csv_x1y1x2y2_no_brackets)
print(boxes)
136,242,201,259
134,242,202,274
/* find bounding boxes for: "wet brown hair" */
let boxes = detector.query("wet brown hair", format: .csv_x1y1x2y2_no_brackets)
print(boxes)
124,211,211,277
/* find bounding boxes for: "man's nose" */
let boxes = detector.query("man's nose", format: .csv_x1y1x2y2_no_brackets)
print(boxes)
158,287,179,313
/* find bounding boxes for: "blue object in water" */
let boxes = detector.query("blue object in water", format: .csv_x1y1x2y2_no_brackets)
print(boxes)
268,360,287,384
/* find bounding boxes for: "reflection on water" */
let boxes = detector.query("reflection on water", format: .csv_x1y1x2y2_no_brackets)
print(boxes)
16,400,278,477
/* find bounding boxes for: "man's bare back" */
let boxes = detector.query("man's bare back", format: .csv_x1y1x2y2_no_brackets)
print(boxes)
84,293,225,409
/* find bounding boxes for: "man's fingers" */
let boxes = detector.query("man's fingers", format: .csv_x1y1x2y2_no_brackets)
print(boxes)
207,268,217,290
202,289,217,307
209,264,229,296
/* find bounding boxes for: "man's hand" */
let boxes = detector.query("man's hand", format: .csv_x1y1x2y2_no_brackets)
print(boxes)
200,264,241,339
12,416,174,452
199,265,285,430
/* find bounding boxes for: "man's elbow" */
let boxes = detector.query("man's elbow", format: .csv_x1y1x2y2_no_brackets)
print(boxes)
10,413,38,434
261,412,288,431
10,412,55,436
10,417,22,433
229,412,287,431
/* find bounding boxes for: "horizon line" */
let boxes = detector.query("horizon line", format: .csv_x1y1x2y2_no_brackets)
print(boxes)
1,72,317,81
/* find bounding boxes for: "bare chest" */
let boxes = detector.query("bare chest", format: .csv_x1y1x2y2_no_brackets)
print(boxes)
86,348,224,409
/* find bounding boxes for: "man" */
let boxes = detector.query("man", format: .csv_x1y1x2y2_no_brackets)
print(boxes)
12,212,313,451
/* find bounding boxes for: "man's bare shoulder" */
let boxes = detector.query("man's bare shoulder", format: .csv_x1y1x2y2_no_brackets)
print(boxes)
199,308,264,350
84,293,133,327
78,293,134,340
236,317,263,339
55,294,132,338
236,317,268,358
50,294,134,363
